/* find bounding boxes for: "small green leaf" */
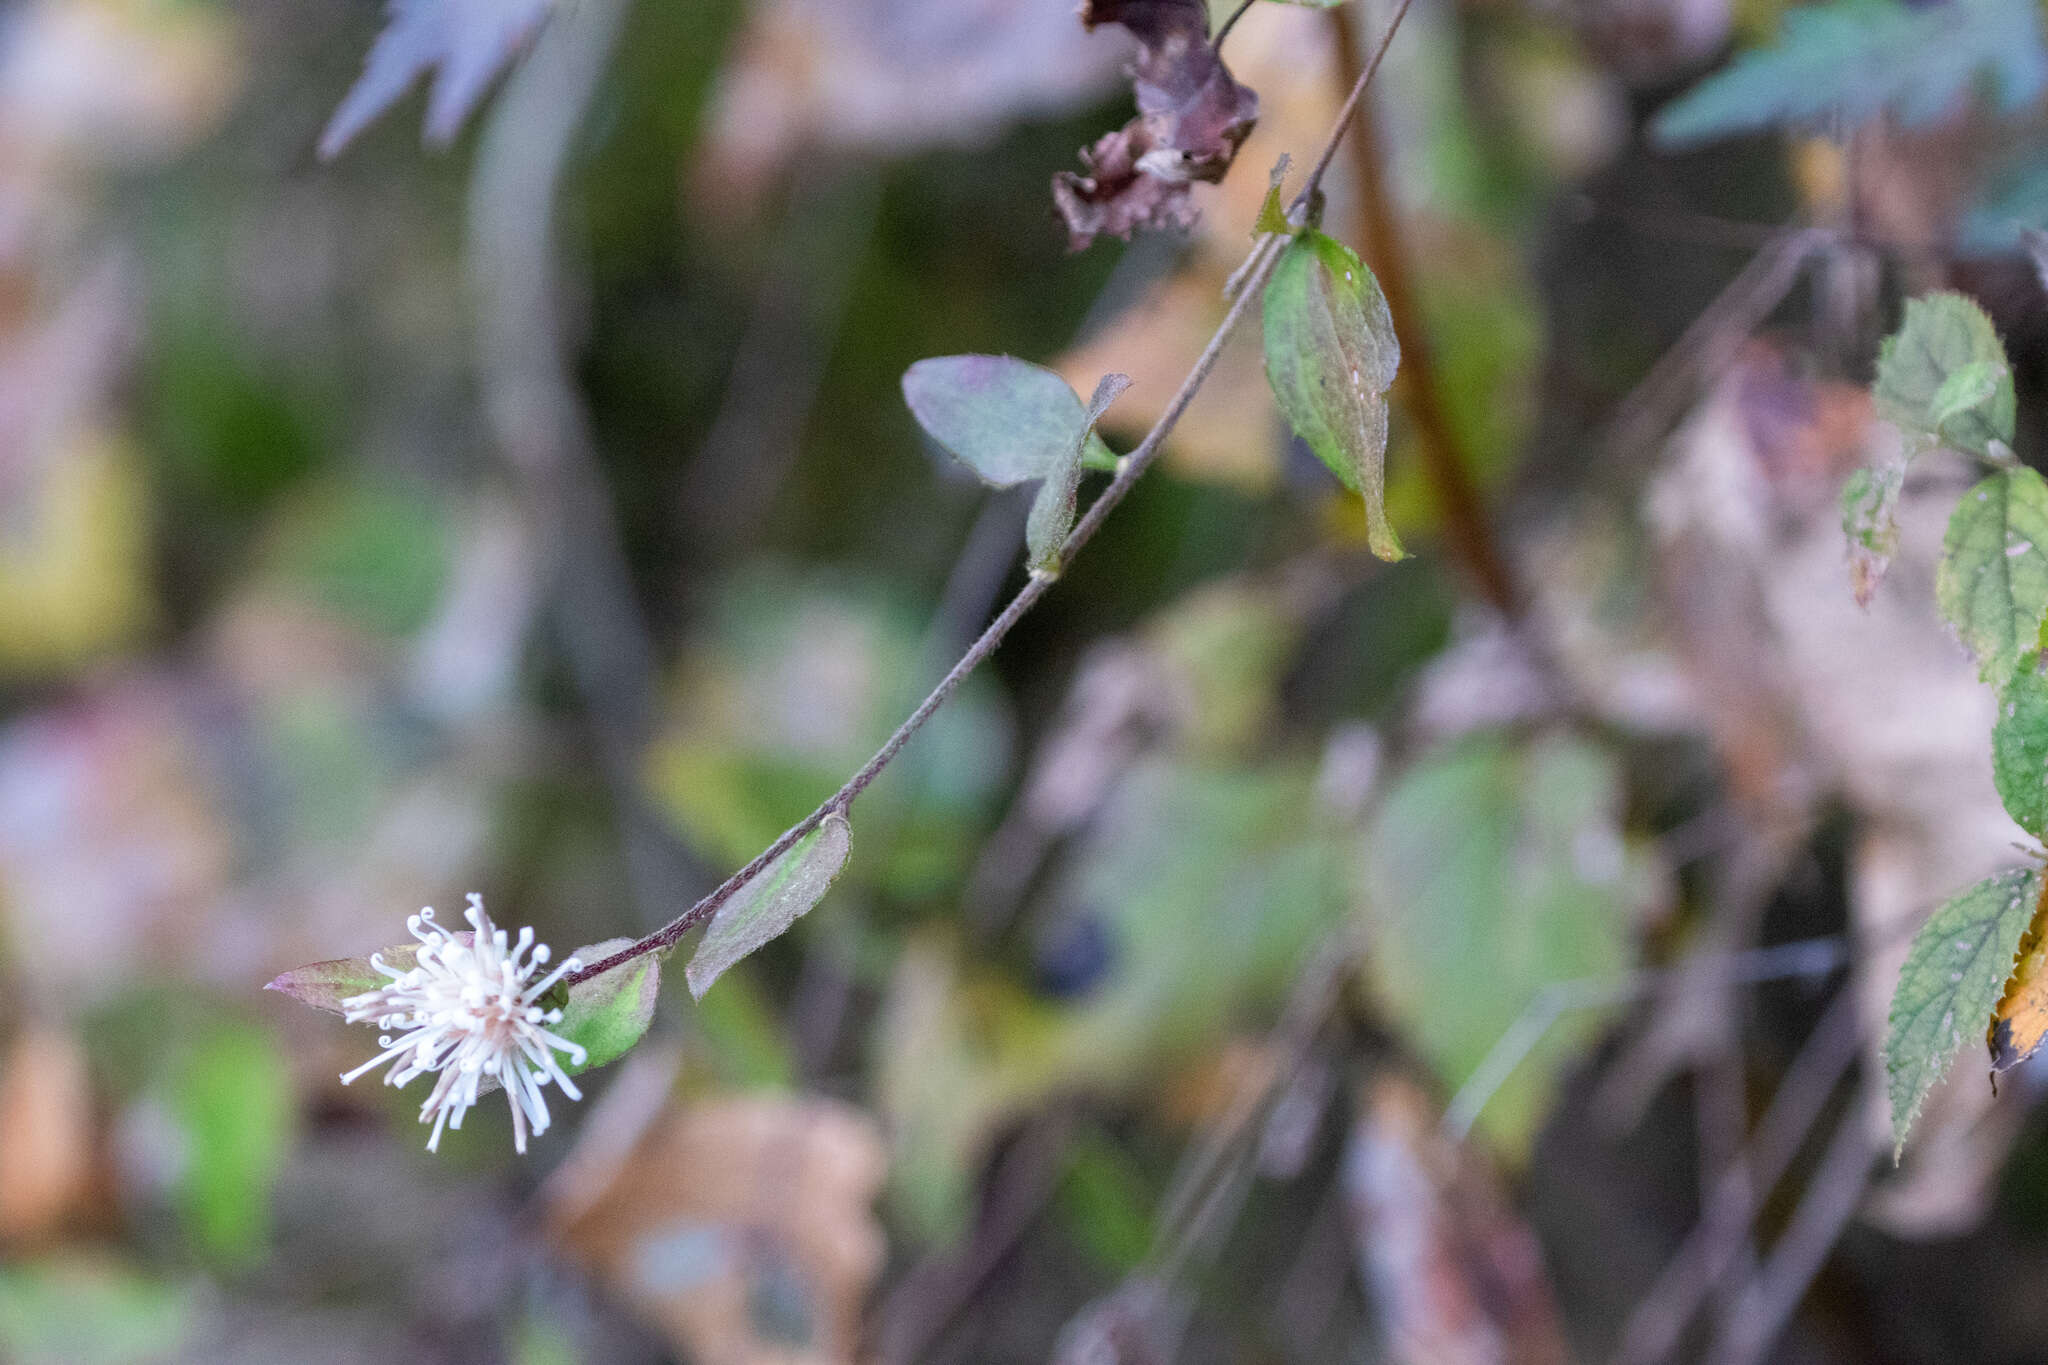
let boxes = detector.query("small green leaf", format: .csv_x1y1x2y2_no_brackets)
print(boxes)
1930,360,2005,437
1936,467,2048,683
555,938,661,1074
688,813,853,999
170,1021,292,1267
1842,461,1905,606
1885,867,2041,1154
1362,732,1645,1154
1994,659,2048,838
1254,153,1293,236
1026,372,1130,571
1875,292,2015,458
903,355,1113,487
1262,230,1404,559
0,1260,197,1365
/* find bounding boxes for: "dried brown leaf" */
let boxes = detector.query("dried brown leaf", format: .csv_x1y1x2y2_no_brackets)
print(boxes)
1054,0,1259,249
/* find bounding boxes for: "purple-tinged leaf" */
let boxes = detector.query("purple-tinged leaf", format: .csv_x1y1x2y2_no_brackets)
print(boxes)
903,355,1114,487
687,814,851,1000
264,946,417,1015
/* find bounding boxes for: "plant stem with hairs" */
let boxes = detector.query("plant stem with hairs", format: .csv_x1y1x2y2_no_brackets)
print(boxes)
566,0,1418,987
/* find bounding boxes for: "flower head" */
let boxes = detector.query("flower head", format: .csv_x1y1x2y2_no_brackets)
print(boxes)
339,894,586,1153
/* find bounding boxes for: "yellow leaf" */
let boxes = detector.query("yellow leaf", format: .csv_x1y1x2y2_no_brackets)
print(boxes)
0,427,151,676
1990,873,2048,1074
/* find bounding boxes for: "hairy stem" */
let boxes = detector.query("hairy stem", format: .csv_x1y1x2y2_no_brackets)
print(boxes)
1296,0,1415,213
566,0,1416,987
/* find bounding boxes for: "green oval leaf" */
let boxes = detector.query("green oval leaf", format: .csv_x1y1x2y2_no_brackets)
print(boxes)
1936,466,2048,684
1261,230,1404,559
1885,867,2041,1154
1876,291,2015,458
555,937,661,1074
1362,732,1642,1153
903,356,1114,488
687,813,853,999
1994,658,2048,838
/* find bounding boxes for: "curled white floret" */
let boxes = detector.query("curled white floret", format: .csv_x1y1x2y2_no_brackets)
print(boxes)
338,894,586,1154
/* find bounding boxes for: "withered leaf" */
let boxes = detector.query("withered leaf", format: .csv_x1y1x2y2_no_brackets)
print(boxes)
1991,876,2048,1075
1053,0,1259,250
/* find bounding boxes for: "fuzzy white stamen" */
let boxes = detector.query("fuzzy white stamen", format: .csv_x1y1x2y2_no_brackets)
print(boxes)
338,894,585,1154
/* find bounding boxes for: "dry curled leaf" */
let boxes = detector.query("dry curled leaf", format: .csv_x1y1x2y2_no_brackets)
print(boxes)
1053,0,1259,250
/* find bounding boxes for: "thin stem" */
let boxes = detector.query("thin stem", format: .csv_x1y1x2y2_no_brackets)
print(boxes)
1295,0,1416,213
565,0,1419,988
1212,0,1257,48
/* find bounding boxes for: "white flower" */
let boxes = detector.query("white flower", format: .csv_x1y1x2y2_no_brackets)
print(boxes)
339,894,587,1154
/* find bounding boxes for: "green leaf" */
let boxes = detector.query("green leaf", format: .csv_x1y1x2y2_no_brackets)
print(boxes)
0,1259,197,1365
687,813,852,999
1262,230,1404,559
1994,660,2048,838
1056,1131,1156,1272
556,938,662,1073
264,945,422,1014
1875,292,2014,458
1885,867,2041,1154
1026,372,1130,571
1254,153,1293,236
1842,461,1905,607
169,1021,293,1267
1652,0,2047,148
1930,361,2005,439
264,478,452,636
902,355,1115,487
1936,467,2048,684
1362,731,1646,1154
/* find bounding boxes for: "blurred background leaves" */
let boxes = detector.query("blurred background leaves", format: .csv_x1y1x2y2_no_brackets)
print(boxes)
12,0,2048,1360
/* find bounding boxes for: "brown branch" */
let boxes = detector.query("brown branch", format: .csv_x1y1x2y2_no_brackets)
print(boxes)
1330,1,1520,618
567,0,1419,988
